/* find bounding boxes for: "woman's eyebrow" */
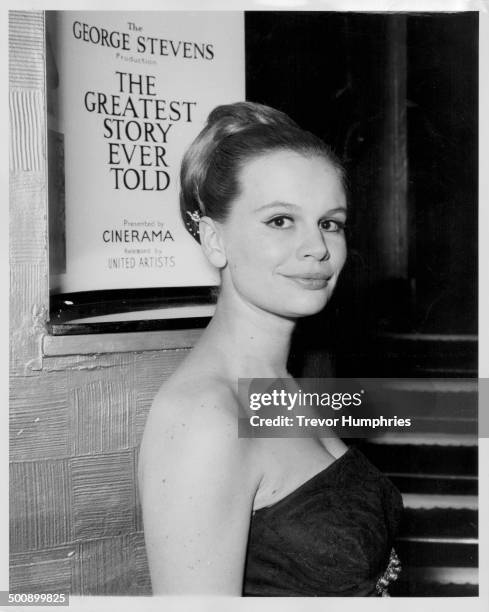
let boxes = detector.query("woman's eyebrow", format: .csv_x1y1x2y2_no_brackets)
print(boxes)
319,207,348,216
253,201,300,212
254,201,347,215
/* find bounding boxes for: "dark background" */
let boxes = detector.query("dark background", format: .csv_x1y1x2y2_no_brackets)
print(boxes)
245,12,478,377
245,13,478,597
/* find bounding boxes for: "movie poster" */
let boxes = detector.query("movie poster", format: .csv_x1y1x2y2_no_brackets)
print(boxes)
47,11,245,293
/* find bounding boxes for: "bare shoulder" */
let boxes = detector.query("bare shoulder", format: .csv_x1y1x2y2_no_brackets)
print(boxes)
154,373,240,422
138,374,260,495
137,375,262,593
140,374,242,449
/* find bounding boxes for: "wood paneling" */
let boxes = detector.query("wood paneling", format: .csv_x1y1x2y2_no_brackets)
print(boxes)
70,379,135,455
71,451,137,541
79,537,130,595
130,532,152,595
10,545,81,594
10,372,70,461
9,89,44,172
9,11,45,89
10,460,73,553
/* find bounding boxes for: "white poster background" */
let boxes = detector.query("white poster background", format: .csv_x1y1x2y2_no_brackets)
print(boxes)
49,11,244,293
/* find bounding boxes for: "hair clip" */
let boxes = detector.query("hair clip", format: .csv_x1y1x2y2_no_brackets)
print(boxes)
185,209,201,238
187,210,202,224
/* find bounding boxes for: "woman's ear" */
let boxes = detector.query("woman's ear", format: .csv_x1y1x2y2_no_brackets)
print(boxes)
199,216,227,269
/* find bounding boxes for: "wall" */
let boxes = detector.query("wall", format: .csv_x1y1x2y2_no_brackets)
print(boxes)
9,11,188,595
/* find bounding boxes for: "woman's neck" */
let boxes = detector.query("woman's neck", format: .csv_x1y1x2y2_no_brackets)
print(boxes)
194,288,296,380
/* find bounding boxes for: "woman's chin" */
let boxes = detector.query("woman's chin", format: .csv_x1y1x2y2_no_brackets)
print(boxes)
277,293,331,319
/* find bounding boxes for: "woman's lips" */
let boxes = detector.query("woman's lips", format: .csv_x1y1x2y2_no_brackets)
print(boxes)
282,274,332,290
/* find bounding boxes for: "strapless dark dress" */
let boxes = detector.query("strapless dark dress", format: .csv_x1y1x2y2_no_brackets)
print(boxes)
243,446,403,597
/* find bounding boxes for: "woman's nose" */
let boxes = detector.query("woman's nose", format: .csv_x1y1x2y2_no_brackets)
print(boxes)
296,227,330,261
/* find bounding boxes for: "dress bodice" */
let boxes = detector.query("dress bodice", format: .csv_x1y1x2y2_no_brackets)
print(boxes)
243,446,403,597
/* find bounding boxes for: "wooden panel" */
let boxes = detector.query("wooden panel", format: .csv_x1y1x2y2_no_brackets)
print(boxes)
66,356,136,454
10,372,70,460
134,447,143,533
10,545,81,595
10,460,73,553
9,535,152,596
10,89,44,172
70,378,135,455
71,452,136,541
9,11,45,89
43,329,202,357
11,558,74,595
79,536,131,595
129,532,152,595
9,535,153,596
44,352,134,373
80,532,152,596
9,174,48,265
9,262,46,320
9,175,48,373
9,10,47,375
11,545,78,566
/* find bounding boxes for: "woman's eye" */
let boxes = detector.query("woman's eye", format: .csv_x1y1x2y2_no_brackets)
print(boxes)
267,216,293,229
320,219,346,232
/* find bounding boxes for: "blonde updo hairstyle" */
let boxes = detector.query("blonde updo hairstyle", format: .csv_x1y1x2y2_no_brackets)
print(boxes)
180,101,345,242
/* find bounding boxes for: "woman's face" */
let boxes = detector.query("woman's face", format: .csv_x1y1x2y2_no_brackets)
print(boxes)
217,150,348,318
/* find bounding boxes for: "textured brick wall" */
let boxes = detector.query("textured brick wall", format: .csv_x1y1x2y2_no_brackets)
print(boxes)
10,350,188,595
9,11,186,595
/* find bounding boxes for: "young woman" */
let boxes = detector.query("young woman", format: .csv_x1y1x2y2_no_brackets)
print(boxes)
138,102,402,596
